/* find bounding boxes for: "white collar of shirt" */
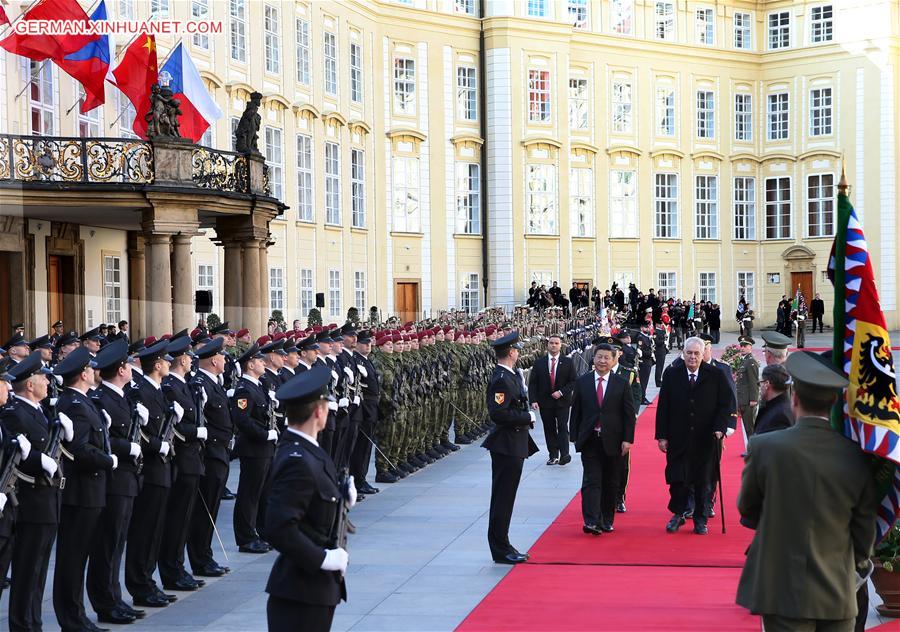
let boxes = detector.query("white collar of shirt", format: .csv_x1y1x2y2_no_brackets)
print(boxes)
66,385,89,396
594,371,609,384
130,365,143,376
101,380,125,397
287,426,319,447
686,368,699,380
143,374,162,390
199,368,219,382
327,354,337,361
548,354,560,367
499,364,517,375
168,371,186,383
609,362,619,373
242,375,261,387
14,394,42,410
266,367,279,376
298,360,311,370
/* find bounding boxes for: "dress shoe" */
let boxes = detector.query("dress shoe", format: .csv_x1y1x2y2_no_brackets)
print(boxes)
600,523,614,533
221,487,236,500
194,564,228,577
666,515,686,533
641,399,652,405
493,553,527,564
81,621,110,632
1,576,9,589
132,594,169,608
582,524,602,536
442,440,460,452
118,603,146,619
616,501,627,513
511,549,531,561
181,572,205,587
97,608,136,624
546,457,559,465
163,577,199,591
683,508,694,519
360,483,380,494
356,493,366,502
693,522,709,535
558,454,572,466
238,540,270,554
156,590,178,603
376,471,399,484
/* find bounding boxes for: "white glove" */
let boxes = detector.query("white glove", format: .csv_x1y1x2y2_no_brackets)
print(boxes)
16,434,31,460
725,427,735,437
49,397,58,408
320,547,349,574
327,401,338,411
226,389,235,398
338,397,349,408
331,370,339,382
347,475,357,508
58,413,74,442
102,410,112,429
110,454,118,470
353,395,361,406
172,401,184,422
135,403,149,426
267,429,278,441
358,365,368,378
40,453,58,476
54,374,63,386
196,427,208,440
856,559,874,590
343,367,354,382
200,388,208,408
129,442,141,457
268,391,278,403
0,492,6,512
159,441,170,457
528,410,538,424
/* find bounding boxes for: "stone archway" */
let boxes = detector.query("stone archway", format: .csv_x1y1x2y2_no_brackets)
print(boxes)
781,244,816,301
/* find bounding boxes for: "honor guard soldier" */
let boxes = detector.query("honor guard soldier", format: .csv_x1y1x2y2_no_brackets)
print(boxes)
187,337,234,578
761,331,792,367
636,324,655,405
53,347,116,632
735,337,760,437
80,327,104,355
264,365,354,632
1,333,29,367
483,331,539,564
54,330,82,365
86,340,145,625
0,371,14,600
29,335,54,367
209,322,238,390
350,331,381,496
50,321,64,346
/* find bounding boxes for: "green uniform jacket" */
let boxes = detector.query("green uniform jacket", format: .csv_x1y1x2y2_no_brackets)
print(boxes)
736,417,878,620
614,363,641,412
735,353,759,408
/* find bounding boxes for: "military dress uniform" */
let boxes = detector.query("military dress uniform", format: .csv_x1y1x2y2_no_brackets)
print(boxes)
349,333,380,492
735,339,760,437
636,330,654,404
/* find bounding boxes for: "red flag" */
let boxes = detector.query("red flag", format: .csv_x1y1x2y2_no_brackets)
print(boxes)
0,6,10,27
111,34,158,139
0,0,99,61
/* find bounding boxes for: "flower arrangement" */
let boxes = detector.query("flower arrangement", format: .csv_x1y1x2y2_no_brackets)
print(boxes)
877,523,900,572
720,344,745,375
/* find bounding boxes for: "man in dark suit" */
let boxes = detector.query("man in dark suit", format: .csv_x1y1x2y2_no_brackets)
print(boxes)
483,332,539,565
570,343,636,534
655,337,732,535
753,364,794,435
810,293,825,333
636,324,654,405
528,334,576,465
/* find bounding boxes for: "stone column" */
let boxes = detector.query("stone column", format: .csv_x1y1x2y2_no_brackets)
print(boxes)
222,240,243,328
259,239,269,324
127,232,146,341
145,233,173,335
241,239,262,336
171,234,194,331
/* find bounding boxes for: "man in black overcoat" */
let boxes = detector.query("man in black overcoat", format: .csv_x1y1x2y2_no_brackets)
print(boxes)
528,333,576,465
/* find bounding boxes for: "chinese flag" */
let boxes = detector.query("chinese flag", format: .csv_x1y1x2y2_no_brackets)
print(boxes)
111,34,158,139
0,0,99,61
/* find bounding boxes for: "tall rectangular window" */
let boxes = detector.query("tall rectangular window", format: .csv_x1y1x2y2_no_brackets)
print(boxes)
568,0,588,28
765,177,791,239
768,11,790,49
392,156,420,232
570,167,594,237
324,32,338,96
527,0,547,18
192,0,210,50
461,273,480,314
328,270,341,318
733,177,756,240
654,173,678,238
734,11,751,49
296,18,310,85
229,0,246,63
118,92,137,139
810,5,833,43
118,0,135,20
526,164,557,234
810,87,832,136
694,175,718,239
354,271,366,312
657,272,676,301
30,61,55,135
569,77,589,130
455,0,476,15
197,264,214,316
296,134,313,222
394,57,416,115
269,267,284,312
150,0,169,19
609,170,637,238
455,162,481,234
264,5,280,74
737,271,755,308
734,93,752,141
767,92,789,141
351,149,365,228
807,174,834,237
611,0,633,34
696,8,714,45
696,90,714,139
299,268,313,314
656,87,675,136
457,66,477,121
103,255,122,324
77,87,100,137
528,70,551,123
698,272,717,303
655,1,675,40
612,81,632,133
264,126,283,200
325,141,341,225
350,43,363,104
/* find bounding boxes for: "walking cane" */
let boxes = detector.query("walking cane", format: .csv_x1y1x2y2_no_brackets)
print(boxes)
716,436,726,534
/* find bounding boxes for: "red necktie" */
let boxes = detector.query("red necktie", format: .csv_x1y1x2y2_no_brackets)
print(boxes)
594,375,604,431
550,357,557,391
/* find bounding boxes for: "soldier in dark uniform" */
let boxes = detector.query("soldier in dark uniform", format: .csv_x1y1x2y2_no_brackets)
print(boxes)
653,322,668,387
2,333,30,367
636,324,654,405
29,335,54,367
54,330,82,365
315,331,338,455
86,340,146,624
483,331,539,564
350,330,380,496
50,320,64,347
264,365,352,632
209,323,238,391
80,327,104,355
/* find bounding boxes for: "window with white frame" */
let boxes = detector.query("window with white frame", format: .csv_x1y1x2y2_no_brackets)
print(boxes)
299,268,314,314
457,66,477,121
698,272,717,303
768,11,790,49
269,267,284,312
569,77,589,130
197,264,214,293
77,89,100,137
455,162,480,234
229,0,246,63
392,156,420,232
264,126,283,200
150,0,168,19
655,1,675,40
461,273,480,314
696,8,714,45
734,11,751,49
351,148,365,228
328,270,341,318
568,0,588,28
734,93,752,141
733,176,756,240
765,177,791,239
609,169,637,238
694,175,718,239
192,0,210,50
528,69,551,123
118,0,135,20
350,42,363,104
808,173,834,237
810,87,832,136
230,117,240,150
296,18,310,85
455,0,476,15
393,57,416,115
324,32,337,96
29,61,55,135
531,271,553,288
118,92,137,139
200,127,213,148
657,272,676,301
354,271,366,312
570,167,594,237
611,0,633,34
613,271,636,289
296,134,313,222
526,163,557,234
103,255,122,324
654,173,678,238
527,0,547,18
737,271,755,308
810,5,833,43
656,86,675,136
325,141,341,225
264,5,280,74
612,80,632,133
767,92,789,141
696,90,714,139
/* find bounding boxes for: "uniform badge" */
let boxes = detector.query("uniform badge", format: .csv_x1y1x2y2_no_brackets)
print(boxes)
494,392,505,405
237,398,248,410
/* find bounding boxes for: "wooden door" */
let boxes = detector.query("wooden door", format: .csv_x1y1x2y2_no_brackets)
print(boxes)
49,255,64,328
394,282,418,324
791,271,813,305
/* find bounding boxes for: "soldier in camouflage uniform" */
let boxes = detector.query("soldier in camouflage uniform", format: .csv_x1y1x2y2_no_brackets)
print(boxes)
372,334,403,484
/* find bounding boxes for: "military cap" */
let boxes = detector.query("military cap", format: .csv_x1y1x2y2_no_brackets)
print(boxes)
171,329,189,341
235,328,250,338
260,339,287,356
128,339,146,356
6,350,51,383
491,331,523,351
195,336,225,359
276,364,332,407
297,335,319,351
738,336,755,346
283,339,299,354
93,339,129,372
315,330,332,344
784,350,848,390
55,331,79,348
237,343,265,365
52,320,63,328
79,326,103,342
328,330,344,343
761,331,792,350
2,333,28,350
697,333,714,343
210,322,234,335
138,340,174,364
144,336,158,347
53,346,97,379
340,322,357,337
357,330,372,344
12,323,24,330
256,335,271,346
760,364,792,390
166,336,196,358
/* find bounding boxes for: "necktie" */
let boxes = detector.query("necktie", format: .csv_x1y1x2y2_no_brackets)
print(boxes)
550,357,557,391
594,375,604,431
689,373,696,386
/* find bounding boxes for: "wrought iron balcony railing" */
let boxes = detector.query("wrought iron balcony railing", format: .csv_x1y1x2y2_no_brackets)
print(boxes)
191,146,250,194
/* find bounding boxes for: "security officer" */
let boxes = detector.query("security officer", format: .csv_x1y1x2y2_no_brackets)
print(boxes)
735,336,760,437
349,330,380,495
80,327,104,355
1,333,30,367
761,331,792,367
636,324,654,405
264,365,352,632
653,322,668,387
483,331,539,564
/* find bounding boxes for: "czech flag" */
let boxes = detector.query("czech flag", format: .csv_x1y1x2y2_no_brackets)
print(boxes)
0,0,99,61
55,0,113,113
159,43,222,142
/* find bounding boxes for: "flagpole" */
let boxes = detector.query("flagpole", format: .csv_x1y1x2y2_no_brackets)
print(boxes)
65,94,85,116
14,60,47,100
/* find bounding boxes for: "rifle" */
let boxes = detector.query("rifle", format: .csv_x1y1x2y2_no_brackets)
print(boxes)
128,404,144,474
43,419,66,488
191,379,208,448
159,406,178,462
0,439,31,517
331,466,352,551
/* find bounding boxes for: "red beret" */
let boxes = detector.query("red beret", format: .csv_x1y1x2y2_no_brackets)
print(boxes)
256,335,271,346
376,336,391,346
144,336,157,346
236,328,250,338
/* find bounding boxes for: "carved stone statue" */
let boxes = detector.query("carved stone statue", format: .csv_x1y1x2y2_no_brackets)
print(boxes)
235,91,263,155
146,81,184,141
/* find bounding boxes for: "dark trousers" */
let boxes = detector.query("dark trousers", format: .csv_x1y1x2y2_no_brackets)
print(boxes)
267,595,335,632
580,434,623,527
336,415,359,470
654,351,667,387
539,406,570,460
0,532,12,601
638,363,652,400
711,329,720,344
487,451,524,559
617,451,631,503
54,505,103,631
88,494,135,613
350,406,377,484
234,456,270,545
159,473,201,585
669,481,711,524
125,483,169,598
319,427,334,459
188,458,229,571
10,522,56,632
812,315,824,333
